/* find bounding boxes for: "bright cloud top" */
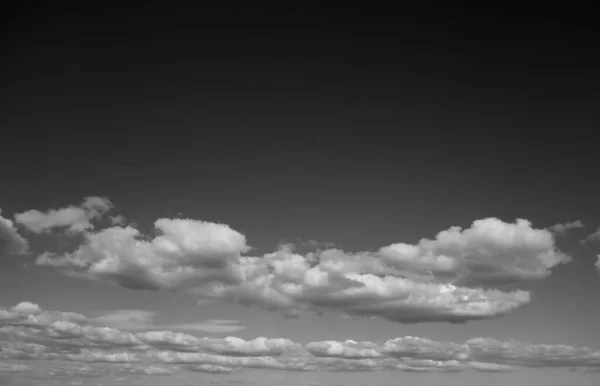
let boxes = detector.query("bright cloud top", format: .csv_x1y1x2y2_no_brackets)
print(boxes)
1,302,600,379
19,198,571,323
14,196,113,234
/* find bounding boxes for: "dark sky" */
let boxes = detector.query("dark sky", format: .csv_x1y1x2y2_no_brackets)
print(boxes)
2,5,599,249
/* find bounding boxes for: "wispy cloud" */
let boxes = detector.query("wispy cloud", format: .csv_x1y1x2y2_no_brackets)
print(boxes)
91,310,245,333
549,220,585,234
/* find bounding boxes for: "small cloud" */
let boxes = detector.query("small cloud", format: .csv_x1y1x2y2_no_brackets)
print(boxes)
14,197,113,234
109,215,127,226
91,310,157,330
549,220,585,234
584,227,600,243
166,320,245,333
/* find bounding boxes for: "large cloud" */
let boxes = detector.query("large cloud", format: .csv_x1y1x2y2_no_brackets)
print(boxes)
1,302,600,377
0,209,28,254
14,196,113,234
29,198,569,324
37,218,250,290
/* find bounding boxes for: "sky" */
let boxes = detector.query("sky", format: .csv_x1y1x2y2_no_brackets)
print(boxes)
2,5,600,386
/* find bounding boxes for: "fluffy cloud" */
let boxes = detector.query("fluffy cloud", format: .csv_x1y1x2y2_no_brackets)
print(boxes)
27,198,570,324
0,209,28,254
376,218,570,286
14,196,113,234
549,220,585,234
306,340,382,359
2,302,600,377
37,218,249,290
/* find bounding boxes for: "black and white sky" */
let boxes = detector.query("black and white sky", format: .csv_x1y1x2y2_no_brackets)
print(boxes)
1,5,600,386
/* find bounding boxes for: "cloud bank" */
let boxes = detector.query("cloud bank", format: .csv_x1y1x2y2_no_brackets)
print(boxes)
15,198,572,323
1,302,599,380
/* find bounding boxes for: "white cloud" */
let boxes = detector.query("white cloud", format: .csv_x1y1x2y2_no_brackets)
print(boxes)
25,199,569,324
549,220,585,234
14,196,113,234
0,209,28,254
377,218,570,286
2,302,600,376
91,310,157,330
37,218,249,290
596,255,600,271
306,340,382,359
465,337,600,368
382,336,469,361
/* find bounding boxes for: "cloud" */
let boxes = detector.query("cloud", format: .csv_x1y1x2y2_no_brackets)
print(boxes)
2,302,600,376
469,361,518,372
549,220,585,234
0,209,28,254
91,310,245,333
184,364,236,374
306,340,382,359
14,196,113,234
37,218,249,290
26,199,568,324
90,310,157,330
109,215,127,226
596,255,600,271
465,337,600,368
585,227,600,243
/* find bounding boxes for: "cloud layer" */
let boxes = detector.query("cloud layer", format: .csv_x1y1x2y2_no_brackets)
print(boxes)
1,302,599,380
12,197,572,324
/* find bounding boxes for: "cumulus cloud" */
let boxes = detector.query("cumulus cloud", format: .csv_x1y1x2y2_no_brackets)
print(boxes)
0,209,28,254
549,220,585,234
14,196,113,234
2,302,600,377
37,218,249,290
26,198,569,324
306,340,382,359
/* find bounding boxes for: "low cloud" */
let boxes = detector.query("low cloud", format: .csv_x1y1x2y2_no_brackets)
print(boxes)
91,310,245,333
0,209,28,254
1,302,600,377
14,196,113,234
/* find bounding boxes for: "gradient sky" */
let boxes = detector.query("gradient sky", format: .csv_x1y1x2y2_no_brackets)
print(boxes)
2,5,600,386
